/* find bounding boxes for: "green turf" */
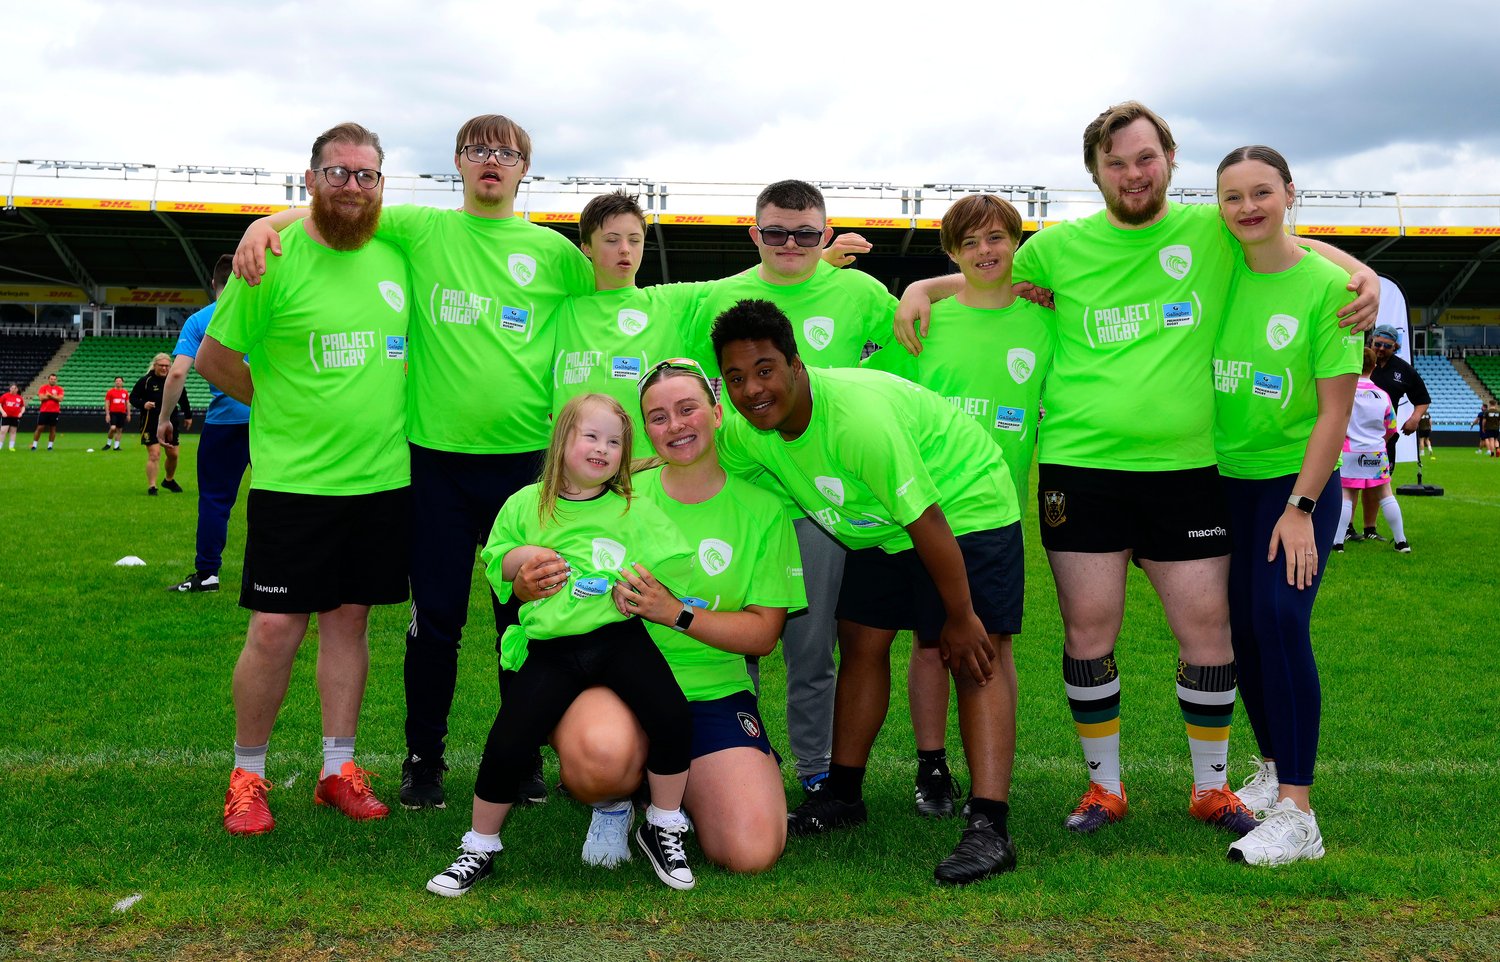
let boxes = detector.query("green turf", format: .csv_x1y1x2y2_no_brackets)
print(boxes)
2,439,1497,960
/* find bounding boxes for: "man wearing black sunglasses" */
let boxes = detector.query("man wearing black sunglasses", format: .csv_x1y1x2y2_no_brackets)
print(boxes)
684,180,897,805
233,114,595,812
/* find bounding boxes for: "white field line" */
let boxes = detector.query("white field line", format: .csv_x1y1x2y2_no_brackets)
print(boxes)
111,893,143,913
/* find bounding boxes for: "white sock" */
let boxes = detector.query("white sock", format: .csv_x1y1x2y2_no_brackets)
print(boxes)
321,736,355,779
234,741,269,777
460,829,503,854
592,798,631,815
1379,496,1407,542
1334,499,1354,545
645,803,688,829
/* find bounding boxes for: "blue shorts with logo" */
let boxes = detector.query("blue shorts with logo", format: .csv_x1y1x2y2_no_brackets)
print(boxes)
689,689,778,761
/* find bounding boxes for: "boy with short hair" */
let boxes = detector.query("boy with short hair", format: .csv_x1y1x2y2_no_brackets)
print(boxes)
712,298,1025,886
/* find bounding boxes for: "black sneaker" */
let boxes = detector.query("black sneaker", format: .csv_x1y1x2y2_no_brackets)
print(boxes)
161,479,184,493
915,764,962,818
1393,540,1412,554
147,486,158,496
1332,543,1345,554
787,794,867,837
934,812,1017,886
799,771,828,796
1344,524,1361,542
168,570,220,593
1362,528,1386,543
425,847,494,897
400,753,447,809
516,749,548,806
634,820,694,890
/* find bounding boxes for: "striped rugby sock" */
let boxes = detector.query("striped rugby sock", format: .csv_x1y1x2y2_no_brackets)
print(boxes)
1178,660,1236,793
1063,651,1122,796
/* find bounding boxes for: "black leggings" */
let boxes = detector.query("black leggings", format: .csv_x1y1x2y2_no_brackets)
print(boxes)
473,619,691,804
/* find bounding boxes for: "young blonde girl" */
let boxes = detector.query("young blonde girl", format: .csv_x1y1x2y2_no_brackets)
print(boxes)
426,394,698,895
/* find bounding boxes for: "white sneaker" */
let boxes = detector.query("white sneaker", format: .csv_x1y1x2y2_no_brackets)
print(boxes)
1234,757,1280,817
1227,798,1324,866
582,804,633,867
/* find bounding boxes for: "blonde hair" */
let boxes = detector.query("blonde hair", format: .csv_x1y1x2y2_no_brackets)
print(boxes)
147,352,171,375
538,394,634,525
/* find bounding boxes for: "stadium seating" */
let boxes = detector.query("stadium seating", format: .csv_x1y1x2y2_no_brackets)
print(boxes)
0,333,62,392
1413,355,1484,429
53,337,215,415
1466,355,1500,402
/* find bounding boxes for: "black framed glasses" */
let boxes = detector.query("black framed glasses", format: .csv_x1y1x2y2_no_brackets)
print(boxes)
637,357,713,398
316,166,382,190
460,144,525,167
755,225,824,248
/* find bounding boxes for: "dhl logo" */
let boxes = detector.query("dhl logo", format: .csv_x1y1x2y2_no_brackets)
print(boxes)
1357,226,1394,235
675,215,709,223
238,205,276,214
100,200,138,209
31,198,65,207
116,292,200,304
860,218,899,227
172,203,211,212
1477,227,1500,235
1301,226,1336,234
535,212,577,222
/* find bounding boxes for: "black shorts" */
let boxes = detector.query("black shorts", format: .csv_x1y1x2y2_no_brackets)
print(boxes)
37,411,59,427
240,486,411,613
1,416,17,428
688,689,778,761
835,523,1024,641
108,412,127,428
1037,463,1229,561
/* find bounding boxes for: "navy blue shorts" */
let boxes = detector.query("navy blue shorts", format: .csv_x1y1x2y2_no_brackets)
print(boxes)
835,522,1024,642
689,689,778,761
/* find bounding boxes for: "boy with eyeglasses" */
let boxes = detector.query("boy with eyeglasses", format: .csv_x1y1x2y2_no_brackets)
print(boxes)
681,180,897,811
234,114,594,812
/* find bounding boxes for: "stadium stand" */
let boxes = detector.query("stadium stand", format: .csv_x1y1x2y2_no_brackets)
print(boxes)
1466,355,1500,402
0,333,63,393
53,337,214,415
1414,356,1484,429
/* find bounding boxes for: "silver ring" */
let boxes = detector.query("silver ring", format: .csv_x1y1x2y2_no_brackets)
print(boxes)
1305,550,1317,555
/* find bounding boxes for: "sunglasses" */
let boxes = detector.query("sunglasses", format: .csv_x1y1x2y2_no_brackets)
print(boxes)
637,357,713,397
755,226,824,248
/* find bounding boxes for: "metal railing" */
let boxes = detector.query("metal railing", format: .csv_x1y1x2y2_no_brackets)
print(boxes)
7,159,1498,228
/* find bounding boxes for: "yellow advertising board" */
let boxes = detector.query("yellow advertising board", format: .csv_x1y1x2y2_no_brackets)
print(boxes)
0,285,87,304
103,288,210,307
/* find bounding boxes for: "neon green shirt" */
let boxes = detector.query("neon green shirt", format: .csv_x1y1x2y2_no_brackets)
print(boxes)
1213,249,1362,479
483,484,696,669
551,283,711,457
863,296,1054,506
635,467,806,701
377,206,593,454
717,367,1020,553
688,261,896,377
1013,202,1236,471
208,222,409,495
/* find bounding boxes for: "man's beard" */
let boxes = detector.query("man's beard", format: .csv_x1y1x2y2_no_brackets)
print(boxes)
1103,178,1169,227
310,187,382,251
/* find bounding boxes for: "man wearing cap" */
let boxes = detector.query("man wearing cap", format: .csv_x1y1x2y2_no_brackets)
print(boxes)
1353,324,1429,541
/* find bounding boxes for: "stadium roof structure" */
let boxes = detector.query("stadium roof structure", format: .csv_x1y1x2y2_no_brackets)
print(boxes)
3,160,1498,322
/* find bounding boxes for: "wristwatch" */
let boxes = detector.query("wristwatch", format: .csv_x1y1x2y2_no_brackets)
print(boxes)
671,605,696,632
1286,494,1317,514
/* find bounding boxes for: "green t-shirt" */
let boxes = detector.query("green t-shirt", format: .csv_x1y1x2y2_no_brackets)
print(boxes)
687,261,896,377
863,295,1054,506
635,467,807,701
481,484,695,659
377,206,593,454
551,283,711,457
1212,249,1362,479
717,367,1020,553
208,222,410,495
1012,202,1236,471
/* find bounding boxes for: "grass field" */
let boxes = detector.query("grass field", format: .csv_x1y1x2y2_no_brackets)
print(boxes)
2,438,1498,961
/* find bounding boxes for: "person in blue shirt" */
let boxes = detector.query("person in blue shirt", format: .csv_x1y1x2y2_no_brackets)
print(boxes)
159,254,251,593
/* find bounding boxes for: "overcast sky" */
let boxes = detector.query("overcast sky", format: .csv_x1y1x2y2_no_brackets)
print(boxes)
7,0,1498,221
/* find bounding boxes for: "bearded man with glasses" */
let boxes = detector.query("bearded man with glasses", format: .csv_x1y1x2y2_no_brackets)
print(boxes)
198,122,412,835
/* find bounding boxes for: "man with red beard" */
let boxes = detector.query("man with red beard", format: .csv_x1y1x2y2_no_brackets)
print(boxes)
895,102,1380,843
197,122,412,835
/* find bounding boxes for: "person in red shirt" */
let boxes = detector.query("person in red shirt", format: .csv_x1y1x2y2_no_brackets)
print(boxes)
1,383,25,451
31,374,64,450
104,377,131,451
